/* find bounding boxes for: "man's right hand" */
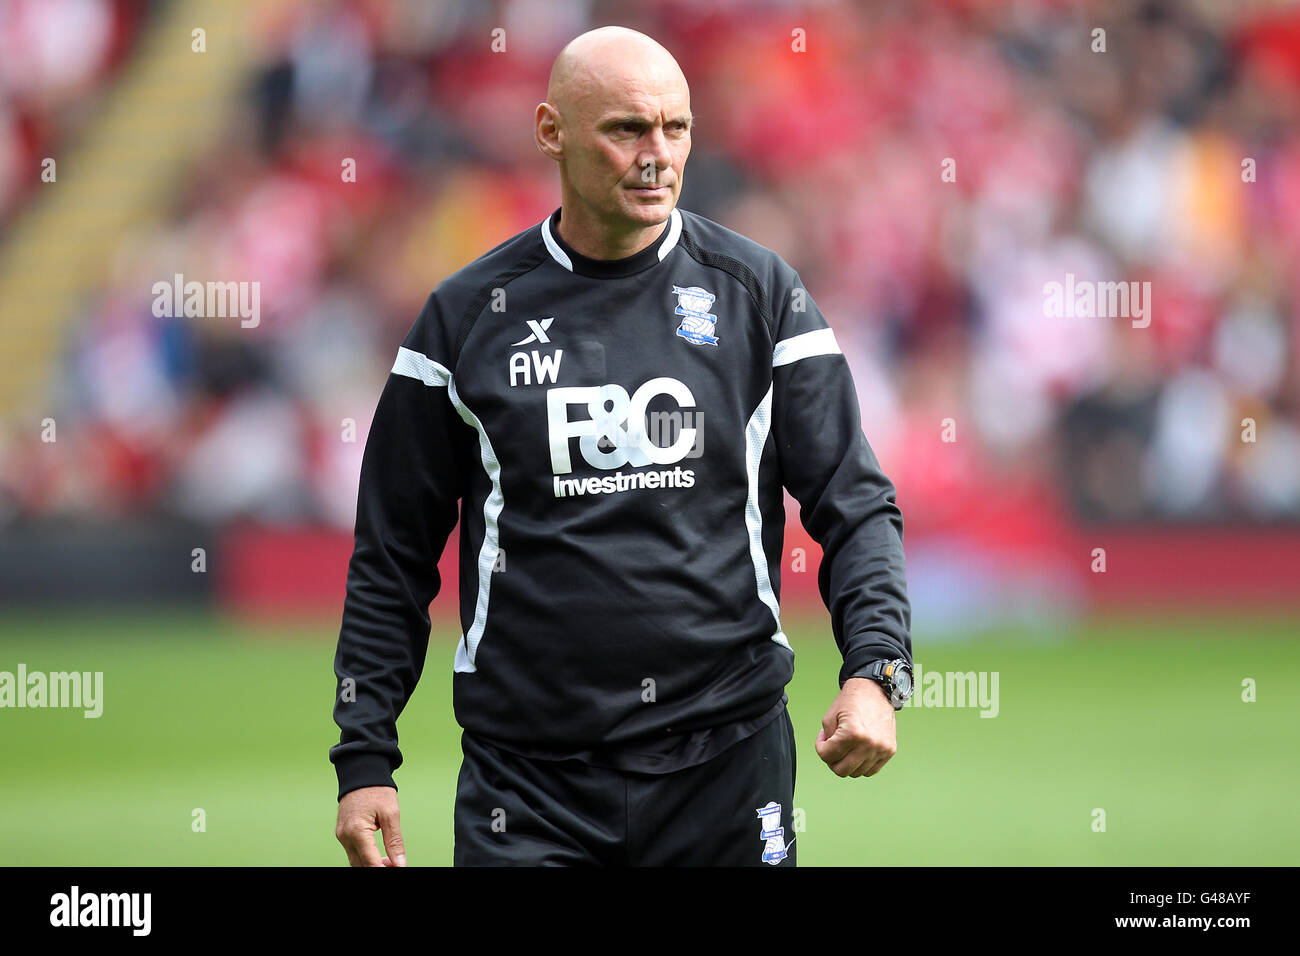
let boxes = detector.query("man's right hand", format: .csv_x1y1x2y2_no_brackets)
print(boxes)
336,785,407,867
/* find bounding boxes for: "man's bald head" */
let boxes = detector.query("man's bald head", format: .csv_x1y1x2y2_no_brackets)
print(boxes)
546,26,689,122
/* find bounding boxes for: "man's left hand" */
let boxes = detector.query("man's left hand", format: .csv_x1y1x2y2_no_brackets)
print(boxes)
815,677,898,778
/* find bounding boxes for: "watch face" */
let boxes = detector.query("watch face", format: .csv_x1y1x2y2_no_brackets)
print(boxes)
894,666,913,697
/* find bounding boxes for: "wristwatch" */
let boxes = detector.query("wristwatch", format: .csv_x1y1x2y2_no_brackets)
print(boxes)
863,658,914,710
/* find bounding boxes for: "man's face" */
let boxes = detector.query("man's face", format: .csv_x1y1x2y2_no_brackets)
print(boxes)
560,77,691,230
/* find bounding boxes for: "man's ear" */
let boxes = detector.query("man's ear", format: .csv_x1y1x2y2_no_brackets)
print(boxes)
535,102,563,159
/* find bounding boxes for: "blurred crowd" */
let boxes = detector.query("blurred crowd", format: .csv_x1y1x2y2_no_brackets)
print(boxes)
0,0,145,222
2,0,1299,528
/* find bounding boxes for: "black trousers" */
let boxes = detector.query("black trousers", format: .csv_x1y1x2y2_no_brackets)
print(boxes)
453,707,797,866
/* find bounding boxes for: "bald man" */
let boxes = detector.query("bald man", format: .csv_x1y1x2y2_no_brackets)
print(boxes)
331,26,912,867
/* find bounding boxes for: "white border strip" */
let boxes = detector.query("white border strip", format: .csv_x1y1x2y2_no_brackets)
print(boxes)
390,346,500,675
657,208,683,260
448,376,504,674
772,327,841,367
540,214,573,272
392,346,450,386
744,384,791,651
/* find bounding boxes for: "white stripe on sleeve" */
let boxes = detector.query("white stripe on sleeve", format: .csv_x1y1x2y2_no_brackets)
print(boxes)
392,346,451,387
772,327,841,367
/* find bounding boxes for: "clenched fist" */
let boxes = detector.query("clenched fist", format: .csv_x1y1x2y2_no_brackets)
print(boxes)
815,677,898,778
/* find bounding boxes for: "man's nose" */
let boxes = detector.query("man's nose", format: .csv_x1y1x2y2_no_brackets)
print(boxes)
637,130,671,181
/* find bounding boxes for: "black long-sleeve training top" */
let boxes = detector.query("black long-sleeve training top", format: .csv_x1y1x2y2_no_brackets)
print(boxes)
330,205,911,800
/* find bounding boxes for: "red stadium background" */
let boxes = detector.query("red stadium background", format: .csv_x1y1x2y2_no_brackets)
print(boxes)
1,0,1298,629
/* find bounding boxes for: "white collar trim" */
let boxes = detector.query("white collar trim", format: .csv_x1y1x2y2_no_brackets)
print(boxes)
539,208,683,272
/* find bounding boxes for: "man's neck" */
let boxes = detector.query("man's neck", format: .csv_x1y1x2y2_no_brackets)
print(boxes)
555,202,668,261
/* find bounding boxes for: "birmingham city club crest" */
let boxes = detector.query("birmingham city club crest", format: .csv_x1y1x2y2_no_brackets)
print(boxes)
672,285,719,346
755,801,788,865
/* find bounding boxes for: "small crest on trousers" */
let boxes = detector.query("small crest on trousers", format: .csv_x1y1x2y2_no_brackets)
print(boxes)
756,801,788,864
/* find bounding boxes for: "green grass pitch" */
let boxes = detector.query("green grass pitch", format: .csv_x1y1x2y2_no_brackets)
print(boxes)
0,609,1296,865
